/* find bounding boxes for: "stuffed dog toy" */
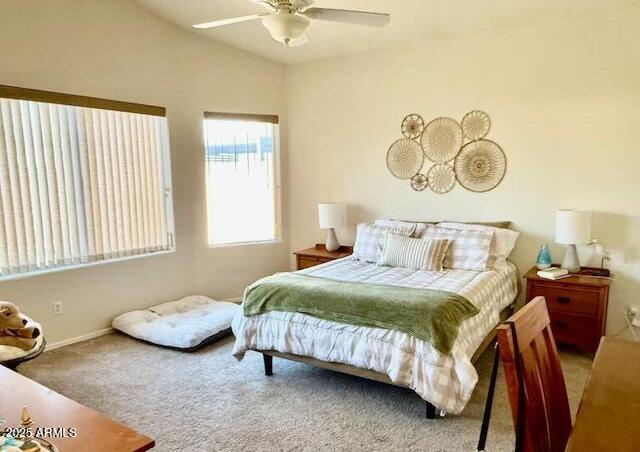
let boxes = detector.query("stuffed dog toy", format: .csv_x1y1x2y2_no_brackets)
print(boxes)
0,301,40,351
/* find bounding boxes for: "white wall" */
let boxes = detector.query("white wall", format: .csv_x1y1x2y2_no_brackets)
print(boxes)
286,6,640,336
0,0,289,343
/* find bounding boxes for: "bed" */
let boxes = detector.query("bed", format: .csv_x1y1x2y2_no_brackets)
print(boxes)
232,250,519,416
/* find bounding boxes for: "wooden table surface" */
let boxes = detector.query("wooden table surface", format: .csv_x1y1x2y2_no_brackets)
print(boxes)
566,337,640,451
0,365,154,451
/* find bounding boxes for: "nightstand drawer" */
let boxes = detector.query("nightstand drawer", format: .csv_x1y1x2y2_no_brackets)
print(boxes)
529,284,600,316
548,312,599,352
297,256,329,269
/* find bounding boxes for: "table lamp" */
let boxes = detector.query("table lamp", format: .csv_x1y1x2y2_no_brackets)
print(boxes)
555,209,592,273
318,203,346,252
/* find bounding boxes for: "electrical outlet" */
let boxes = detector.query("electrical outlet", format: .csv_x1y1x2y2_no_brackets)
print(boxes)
52,301,63,316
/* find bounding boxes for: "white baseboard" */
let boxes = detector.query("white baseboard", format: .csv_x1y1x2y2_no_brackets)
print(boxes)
45,327,114,352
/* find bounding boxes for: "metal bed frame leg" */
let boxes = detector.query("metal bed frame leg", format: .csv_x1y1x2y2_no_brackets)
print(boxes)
263,353,273,376
425,401,437,419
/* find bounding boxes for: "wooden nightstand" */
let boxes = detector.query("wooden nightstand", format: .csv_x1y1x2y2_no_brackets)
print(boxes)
293,244,353,270
524,266,611,354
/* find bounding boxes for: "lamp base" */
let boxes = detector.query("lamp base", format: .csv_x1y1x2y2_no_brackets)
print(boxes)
561,244,581,273
325,228,340,252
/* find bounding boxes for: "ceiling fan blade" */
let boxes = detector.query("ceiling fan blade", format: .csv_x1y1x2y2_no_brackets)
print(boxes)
303,8,390,27
249,0,277,12
193,14,267,29
286,32,309,47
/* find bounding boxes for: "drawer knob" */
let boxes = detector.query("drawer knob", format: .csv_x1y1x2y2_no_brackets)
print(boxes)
556,296,571,304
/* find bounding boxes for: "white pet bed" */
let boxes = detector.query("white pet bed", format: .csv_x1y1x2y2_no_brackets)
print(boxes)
112,296,240,351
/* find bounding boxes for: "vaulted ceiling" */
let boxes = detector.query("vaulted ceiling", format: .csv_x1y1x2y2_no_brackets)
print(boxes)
135,0,635,64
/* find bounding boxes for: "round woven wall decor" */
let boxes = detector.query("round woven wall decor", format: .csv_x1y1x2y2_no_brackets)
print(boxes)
410,173,428,191
454,139,506,192
421,117,463,163
386,138,424,179
427,164,456,194
461,110,491,141
401,114,425,140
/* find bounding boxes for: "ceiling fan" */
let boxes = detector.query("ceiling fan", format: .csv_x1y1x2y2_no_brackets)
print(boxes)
192,0,390,47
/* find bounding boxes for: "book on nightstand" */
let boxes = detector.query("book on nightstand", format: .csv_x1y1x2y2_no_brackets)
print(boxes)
537,267,571,280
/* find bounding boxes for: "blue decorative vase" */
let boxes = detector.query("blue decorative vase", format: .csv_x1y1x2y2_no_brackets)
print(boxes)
536,244,552,270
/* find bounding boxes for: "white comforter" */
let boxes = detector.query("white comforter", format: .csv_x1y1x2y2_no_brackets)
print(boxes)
232,257,518,414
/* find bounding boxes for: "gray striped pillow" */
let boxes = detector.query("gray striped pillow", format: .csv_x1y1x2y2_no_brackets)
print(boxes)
377,232,451,271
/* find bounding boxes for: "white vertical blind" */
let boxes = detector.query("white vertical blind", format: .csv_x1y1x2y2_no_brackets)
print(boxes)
0,98,173,278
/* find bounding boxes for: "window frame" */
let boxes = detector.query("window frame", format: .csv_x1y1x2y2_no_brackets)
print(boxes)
203,112,282,249
0,85,176,282
0,247,175,282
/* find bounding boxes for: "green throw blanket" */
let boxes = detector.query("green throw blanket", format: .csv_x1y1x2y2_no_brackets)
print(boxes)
243,273,479,354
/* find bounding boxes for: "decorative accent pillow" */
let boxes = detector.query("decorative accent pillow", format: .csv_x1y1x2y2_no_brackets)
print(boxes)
353,223,415,263
374,219,427,238
421,225,494,271
377,232,451,271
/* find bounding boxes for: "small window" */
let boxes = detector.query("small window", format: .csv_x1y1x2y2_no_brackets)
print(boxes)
204,112,280,247
0,85,175,280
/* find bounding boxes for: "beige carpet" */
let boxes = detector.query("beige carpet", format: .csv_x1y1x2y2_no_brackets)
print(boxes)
20,333,592,452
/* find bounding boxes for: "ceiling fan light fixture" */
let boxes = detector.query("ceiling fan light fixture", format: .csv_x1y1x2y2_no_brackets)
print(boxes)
262,11,310,45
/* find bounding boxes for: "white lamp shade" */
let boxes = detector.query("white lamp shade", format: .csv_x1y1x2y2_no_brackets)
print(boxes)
318,203,346,229
555,209,592,245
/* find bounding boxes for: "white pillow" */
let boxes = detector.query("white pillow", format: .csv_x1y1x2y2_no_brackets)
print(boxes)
421,225,494,271
374,219,427,238
353,223,415,263
378,232,451,271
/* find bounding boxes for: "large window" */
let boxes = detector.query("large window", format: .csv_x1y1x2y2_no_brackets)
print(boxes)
204,112,280,246
0,85,174,280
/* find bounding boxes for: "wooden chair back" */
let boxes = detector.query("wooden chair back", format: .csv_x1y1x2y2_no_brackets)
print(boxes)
496,297,572,452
